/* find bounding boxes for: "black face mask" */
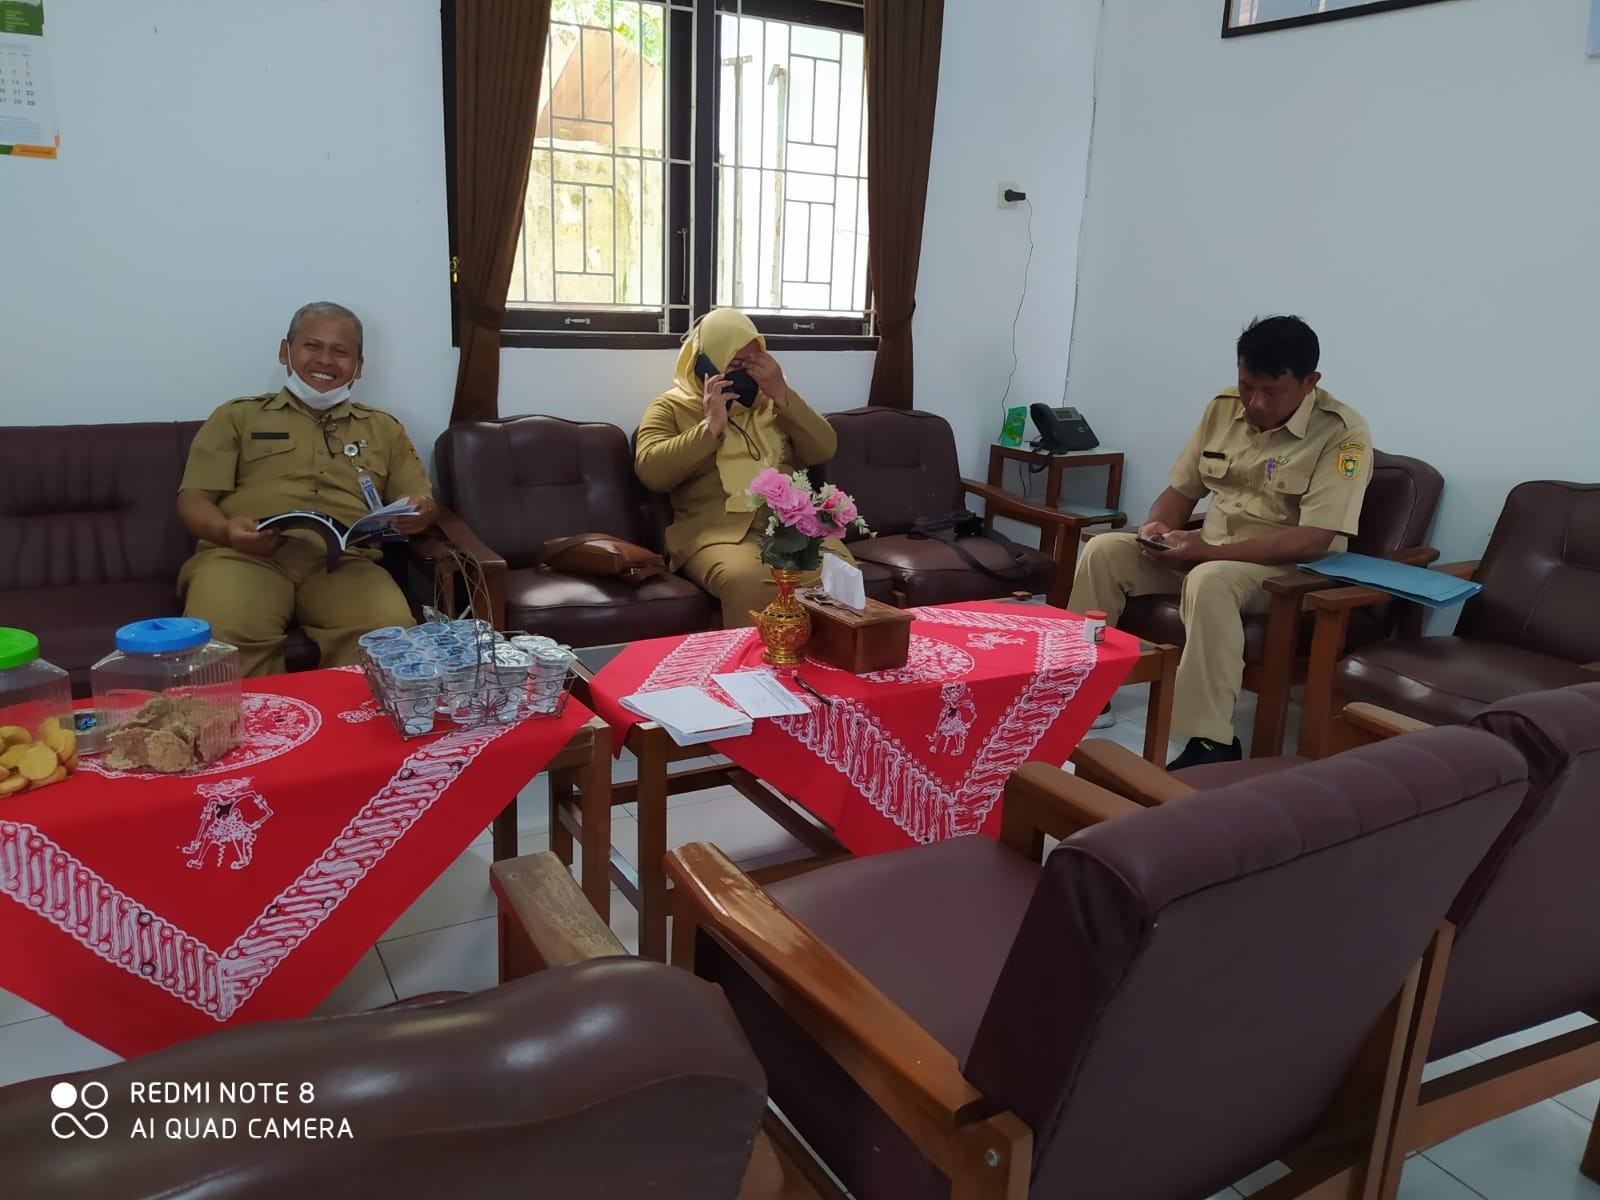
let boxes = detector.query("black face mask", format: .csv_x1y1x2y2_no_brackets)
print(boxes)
724,368,760,408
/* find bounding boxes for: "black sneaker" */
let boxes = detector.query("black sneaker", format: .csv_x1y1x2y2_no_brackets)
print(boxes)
1166,736,1242,771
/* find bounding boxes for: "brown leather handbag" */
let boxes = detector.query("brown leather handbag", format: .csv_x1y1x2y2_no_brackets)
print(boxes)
537,533,666,584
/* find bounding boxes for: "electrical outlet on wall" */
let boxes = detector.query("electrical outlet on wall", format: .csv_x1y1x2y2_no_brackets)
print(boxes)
997,183,1024,209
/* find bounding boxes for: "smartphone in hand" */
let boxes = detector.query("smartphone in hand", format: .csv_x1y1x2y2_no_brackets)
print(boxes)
1135,535,1173,552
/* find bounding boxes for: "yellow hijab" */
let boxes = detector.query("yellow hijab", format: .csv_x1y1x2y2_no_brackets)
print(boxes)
660,308,786,513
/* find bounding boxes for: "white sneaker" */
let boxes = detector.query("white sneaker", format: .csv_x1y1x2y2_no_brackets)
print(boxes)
1091,705,1116,730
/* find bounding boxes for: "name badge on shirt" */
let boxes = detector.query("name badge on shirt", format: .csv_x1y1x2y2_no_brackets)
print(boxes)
357,472,382,511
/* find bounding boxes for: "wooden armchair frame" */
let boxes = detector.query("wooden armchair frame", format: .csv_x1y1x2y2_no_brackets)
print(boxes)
1075,698,1600,1194
1080,523,1439,757
662,764,1450,1200
962,477,1093,609
412,503,510,631
1296,561,1480,758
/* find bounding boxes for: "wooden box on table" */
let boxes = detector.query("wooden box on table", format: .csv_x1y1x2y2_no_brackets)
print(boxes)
796,589,912,674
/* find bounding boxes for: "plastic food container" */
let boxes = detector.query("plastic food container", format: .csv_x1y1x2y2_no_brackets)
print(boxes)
0,627,76,795
91,618,244,773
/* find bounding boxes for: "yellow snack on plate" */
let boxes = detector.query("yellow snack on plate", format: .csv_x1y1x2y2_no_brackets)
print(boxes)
43,725,75,763
18,743,59,781
0,744,27,770
0,726,29,748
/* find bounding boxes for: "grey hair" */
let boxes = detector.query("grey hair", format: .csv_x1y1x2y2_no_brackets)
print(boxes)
286,302,364,354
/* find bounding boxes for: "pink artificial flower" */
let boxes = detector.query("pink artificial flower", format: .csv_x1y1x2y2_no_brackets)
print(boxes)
795,510,827,538
772,486,813,527
748,467,791,504
834,496,859,526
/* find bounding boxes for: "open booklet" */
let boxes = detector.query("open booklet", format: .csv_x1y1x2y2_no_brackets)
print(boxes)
257,497,419,571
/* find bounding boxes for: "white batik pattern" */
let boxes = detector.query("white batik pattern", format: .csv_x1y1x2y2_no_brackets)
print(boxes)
0,722,515,1021
78,695,322,781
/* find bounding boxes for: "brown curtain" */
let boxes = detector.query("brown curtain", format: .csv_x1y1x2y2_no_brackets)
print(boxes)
863,0,945,410
449,0,552,424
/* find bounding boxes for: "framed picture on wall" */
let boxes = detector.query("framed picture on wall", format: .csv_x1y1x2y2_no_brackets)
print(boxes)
1223,0,1461,38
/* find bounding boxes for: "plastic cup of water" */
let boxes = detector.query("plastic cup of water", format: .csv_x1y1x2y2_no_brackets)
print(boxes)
389,661,441,736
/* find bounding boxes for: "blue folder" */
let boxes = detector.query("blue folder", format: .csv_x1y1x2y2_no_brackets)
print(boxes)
1297,552,1482,610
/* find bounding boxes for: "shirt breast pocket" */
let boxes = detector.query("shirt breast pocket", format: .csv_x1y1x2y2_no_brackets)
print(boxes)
242,434,297,463
1198,456,1229,490
1271,467,1311,497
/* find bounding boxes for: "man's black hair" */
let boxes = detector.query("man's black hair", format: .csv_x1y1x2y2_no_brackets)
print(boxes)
1237,315,1319,379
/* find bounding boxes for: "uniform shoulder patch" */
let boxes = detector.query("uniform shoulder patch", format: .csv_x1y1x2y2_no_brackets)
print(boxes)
1338,440,1364,452
1338,449,1364,480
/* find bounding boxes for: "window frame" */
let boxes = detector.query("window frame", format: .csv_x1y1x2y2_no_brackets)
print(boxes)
442,0,874,351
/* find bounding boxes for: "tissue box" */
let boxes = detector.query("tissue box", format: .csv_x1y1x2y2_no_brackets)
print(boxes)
797,589,913,674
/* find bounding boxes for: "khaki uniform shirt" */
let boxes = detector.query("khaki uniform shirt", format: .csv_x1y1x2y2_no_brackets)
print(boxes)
635,391,837,569
1168,386,1371,551
180,389,433,551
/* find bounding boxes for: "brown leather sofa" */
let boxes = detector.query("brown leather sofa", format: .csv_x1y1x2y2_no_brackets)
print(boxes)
0,956,769,1200
1297,480,1600,755
0,421,447,695
1073,684,1600,1194
434,415,898,644
0,422,327,694
822,408,1080,607
668,726,1527,1200
1107,449,1443,756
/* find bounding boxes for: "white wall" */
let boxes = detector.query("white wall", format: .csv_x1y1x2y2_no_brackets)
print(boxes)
3,1,456,447
2,0,1101,495
1065,0,1600,563
914,0,1104,483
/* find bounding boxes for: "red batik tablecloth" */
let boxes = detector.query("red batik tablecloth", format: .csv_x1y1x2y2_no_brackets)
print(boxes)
590,600,1140,855
0,667,590,1057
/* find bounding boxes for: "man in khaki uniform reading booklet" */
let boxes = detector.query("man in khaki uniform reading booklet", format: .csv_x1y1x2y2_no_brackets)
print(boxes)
176,302,435,677
1069,316,1372,769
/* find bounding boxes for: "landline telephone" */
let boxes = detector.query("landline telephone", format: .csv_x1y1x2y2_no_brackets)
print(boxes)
1029,403,1100,453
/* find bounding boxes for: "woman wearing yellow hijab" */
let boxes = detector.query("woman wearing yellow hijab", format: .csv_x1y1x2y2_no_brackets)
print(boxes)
636,308,853,627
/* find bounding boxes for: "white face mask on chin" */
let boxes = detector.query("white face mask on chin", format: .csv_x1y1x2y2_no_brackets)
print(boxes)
284,369,353,411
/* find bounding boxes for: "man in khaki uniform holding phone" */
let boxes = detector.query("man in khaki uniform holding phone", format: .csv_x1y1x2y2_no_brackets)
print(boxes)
1069,316,1371,769
176,302,436,677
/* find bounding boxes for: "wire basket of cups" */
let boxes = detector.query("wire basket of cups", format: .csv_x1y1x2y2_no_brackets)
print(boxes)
358,620,577,739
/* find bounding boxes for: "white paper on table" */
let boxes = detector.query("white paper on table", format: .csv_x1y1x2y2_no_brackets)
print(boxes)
712,670,810,718
618,686,753,745
821,554,867,611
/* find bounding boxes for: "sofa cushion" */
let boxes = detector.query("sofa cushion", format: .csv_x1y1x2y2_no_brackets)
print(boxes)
1337,637,1588,726
850,534,1054,606
504,568,716,648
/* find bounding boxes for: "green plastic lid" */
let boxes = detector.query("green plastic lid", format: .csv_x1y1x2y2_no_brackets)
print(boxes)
0,628,41,672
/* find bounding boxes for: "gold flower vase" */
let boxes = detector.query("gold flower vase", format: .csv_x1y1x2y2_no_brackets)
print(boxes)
751,567,811,666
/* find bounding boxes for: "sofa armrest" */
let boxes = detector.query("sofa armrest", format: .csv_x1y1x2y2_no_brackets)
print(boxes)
1001,759,1149,854
492,850,625,971
0,958,766,1200
1341,702,1433,740
426,504,508,630
666,841,1014,1180
960,478,1085,532
1068,739,1196,807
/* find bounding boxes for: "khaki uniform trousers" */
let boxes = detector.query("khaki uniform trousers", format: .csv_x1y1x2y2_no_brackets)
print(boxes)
684,531,855,629
178,538,415,678
1068,532,1278,745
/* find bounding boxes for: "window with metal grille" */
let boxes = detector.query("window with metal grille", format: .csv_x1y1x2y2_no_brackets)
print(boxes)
444,0,871,348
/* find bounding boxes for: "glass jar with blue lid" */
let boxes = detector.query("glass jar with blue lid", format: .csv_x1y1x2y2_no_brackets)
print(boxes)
91,618,243,769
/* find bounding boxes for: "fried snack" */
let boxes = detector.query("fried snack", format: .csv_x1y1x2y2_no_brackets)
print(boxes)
103,694,242,774
0,710,80,797
17,743,60,782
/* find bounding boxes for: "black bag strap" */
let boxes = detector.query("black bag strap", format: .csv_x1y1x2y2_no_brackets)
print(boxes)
910,510,1031,582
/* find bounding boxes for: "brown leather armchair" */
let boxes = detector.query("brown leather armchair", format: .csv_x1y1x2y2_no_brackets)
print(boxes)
1107,448,1442,757
1,864,770,1200
667,727,1527,1200
1072,684,1600,1195
1298,480,1600,756
821,408,1083,607
0,422,441,693
435,416,717,644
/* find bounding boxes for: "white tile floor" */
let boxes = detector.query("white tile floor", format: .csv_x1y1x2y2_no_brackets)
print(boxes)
3,689,1595,1198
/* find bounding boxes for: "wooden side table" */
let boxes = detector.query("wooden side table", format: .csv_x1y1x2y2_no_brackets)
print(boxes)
987,443,1127,524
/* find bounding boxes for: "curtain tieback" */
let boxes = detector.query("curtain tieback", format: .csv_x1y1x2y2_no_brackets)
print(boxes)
874,300,916,338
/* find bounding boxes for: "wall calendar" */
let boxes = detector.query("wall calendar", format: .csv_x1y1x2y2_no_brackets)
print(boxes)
1,0,56,158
